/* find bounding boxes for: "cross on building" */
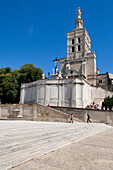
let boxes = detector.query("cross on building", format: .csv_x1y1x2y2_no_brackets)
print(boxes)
53,57,60,74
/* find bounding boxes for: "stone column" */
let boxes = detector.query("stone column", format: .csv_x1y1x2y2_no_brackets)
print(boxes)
72,83,76,107
58,83,62,106
83,34,86,56
44,85,46,106
82,61,86,77
45,85,50,106
61,84,64,106
20,84,25,104
36,86,39,104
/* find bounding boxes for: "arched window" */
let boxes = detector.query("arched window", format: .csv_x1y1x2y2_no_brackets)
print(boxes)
72,39,74,44
72,46,74,52
78,37,80,43
78,45,80,51
99,80,102,83
72,39,75,44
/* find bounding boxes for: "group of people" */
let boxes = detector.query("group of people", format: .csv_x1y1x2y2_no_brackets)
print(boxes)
86,103,100,110
48,104,91,123
69,113,91,123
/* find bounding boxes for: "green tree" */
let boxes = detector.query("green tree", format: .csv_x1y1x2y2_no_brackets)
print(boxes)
102,96,113,110
0,64,43,104
4,67,12,74
1,74,19,103
0,68,5,75
19,64,43,83
0,67,12,75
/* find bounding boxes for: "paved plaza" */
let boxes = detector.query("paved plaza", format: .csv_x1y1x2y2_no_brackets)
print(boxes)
0,120,112,169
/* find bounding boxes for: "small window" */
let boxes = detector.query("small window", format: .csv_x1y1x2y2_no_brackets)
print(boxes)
99,80,102,83
78,37,80,43
78,45,80,51
72,39,74,44
72,46,74,52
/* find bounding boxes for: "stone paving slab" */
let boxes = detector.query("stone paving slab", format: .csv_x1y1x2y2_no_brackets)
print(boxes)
12,128,113,170
0,120,112,169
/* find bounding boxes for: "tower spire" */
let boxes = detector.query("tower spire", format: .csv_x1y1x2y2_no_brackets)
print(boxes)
75,7,83,29
77,7,81,19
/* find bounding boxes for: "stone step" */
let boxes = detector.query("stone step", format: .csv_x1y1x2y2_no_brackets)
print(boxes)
0,126,80,146
0,133,97,169
0,140,72,170
0,129,73,155
0,123,89,140
0,126,89,158
0,121,111,169
0,124,110,163
0,125,111,170
1,130,82,165
0,124,77,135
0,124,103,152
0,124,110,152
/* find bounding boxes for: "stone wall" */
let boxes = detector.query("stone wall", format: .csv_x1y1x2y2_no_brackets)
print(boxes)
1,104,113,125
20,78,113,108
0,104,68,122
52,106,113,125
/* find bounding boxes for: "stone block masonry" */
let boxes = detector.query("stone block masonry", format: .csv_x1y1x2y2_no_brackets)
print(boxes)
52,106,113,125
0,104,68,122
0,120,111,169
20,78,113,108
0,103,113,125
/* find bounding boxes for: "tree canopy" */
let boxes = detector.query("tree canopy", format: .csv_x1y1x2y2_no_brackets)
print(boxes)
0,64,43,104
102,96,113,110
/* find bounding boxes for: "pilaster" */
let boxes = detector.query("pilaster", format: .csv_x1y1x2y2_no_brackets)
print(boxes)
20,85,25,104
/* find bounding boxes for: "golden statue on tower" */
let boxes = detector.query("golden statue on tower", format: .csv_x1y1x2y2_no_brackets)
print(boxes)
77,7,81,19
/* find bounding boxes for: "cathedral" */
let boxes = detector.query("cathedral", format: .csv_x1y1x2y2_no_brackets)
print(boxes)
60,7,96,86
20,8,113,108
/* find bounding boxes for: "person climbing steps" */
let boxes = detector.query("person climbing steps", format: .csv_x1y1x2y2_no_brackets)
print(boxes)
87,113,91,123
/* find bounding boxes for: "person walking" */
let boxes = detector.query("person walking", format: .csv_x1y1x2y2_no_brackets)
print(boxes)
87,113,91,123
70,114,73,123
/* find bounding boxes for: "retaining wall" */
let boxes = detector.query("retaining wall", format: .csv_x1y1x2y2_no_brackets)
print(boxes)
0,104,113,125
51,106,113,125
0,104,68,122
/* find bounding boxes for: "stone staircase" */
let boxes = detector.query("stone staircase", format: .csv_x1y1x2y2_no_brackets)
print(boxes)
0,120,111,169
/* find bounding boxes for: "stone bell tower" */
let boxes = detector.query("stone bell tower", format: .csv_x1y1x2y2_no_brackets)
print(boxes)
60,7,96,86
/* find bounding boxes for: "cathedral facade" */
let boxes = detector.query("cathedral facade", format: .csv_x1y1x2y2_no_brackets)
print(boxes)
20,8,113,108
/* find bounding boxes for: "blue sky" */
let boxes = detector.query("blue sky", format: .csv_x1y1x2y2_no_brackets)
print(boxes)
0,0,113,76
